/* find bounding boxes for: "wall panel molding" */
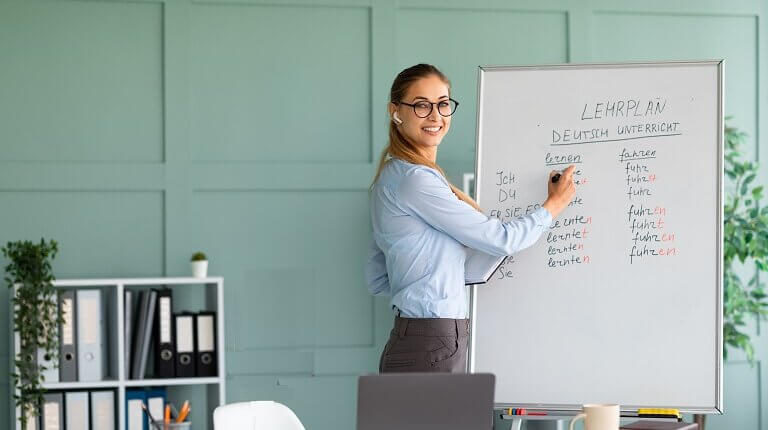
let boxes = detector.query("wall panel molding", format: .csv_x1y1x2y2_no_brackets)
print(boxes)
191,163,374,190
0,163,165,191
0,1,765,429
188,2,373,164
0,0,165,163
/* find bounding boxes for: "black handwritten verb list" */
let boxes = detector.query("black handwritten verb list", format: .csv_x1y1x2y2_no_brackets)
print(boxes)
487,97,680,278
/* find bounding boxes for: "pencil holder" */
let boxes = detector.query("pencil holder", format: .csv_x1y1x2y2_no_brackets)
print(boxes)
151,422,191,430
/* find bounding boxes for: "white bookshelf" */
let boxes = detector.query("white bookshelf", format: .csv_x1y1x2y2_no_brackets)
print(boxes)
9,277,226,430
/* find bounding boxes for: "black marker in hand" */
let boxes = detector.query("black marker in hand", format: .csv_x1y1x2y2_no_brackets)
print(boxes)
551,172,561,183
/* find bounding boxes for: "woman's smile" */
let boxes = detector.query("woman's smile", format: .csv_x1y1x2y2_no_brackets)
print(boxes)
421,125,443,136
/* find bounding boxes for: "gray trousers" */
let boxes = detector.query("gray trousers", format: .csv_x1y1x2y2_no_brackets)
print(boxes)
379,315,469,373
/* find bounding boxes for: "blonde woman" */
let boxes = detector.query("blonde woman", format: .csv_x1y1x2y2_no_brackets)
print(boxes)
366,64,575,373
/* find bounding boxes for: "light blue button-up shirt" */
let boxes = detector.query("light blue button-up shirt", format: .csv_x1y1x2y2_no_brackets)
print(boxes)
365,158,552,319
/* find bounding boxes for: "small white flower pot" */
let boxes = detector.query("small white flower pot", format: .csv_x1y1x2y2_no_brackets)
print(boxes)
191,260,208,278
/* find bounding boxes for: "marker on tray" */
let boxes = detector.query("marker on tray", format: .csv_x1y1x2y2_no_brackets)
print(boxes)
505,408,547,416
636,408,681,420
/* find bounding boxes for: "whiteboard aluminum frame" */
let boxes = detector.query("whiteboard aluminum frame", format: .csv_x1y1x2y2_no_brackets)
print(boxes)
468,60,724,414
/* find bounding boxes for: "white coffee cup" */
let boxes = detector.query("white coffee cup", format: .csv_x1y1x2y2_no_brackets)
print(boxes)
569,404,620,430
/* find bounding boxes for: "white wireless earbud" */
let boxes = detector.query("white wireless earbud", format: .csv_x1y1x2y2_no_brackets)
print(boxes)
392,112,403,125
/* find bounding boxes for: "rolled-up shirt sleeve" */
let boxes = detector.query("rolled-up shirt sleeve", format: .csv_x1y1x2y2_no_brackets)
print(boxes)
365,239,390,296
397,168,552,256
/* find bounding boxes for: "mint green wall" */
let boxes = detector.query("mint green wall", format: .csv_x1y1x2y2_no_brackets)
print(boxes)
0,1,765,429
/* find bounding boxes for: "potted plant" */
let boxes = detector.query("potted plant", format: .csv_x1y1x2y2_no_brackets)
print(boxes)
190,251,208,278
693,122,768,429
721,123,768,361
2,238,61,430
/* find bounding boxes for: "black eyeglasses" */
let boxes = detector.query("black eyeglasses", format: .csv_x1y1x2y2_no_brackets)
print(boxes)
396,98,459,118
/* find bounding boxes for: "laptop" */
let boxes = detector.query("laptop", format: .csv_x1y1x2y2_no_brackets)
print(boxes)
357,373,495,430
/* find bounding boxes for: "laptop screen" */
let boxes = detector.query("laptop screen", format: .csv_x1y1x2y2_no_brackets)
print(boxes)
357,373,495,430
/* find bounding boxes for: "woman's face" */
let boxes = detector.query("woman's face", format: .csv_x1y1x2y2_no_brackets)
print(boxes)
392,74,452,152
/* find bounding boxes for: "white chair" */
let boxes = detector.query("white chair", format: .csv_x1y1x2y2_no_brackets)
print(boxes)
213,401,306,430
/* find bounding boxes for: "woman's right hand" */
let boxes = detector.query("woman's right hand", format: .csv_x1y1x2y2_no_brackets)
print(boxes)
542,165,576,219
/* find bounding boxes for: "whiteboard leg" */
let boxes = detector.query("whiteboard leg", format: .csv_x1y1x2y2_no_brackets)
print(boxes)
510,418,522,430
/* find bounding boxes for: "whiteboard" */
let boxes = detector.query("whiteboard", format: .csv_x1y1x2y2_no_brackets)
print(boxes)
468,61,723,413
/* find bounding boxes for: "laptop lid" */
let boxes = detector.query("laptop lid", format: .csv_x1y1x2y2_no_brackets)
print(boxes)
356,373,495,430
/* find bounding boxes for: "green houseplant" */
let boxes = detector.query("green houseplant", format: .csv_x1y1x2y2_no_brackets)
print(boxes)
722,123,768,362
2,239,61,430
694,123,768,429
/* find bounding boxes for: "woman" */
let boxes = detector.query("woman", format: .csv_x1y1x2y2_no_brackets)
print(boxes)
365,64,575,373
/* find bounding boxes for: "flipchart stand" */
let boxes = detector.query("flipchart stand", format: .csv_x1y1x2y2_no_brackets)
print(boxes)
495,411,696,430
496,411,571,430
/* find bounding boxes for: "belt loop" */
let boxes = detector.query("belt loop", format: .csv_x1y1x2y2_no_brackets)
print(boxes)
397,317,408,338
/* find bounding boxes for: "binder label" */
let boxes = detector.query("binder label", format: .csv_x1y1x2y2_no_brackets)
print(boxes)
93,397,112,429
160,297,171,343
127,399,143,430
44,402,60,430
67,398,87,429
80,297,99,344
177,316,194,352
198,315,214,351
62,298,74,345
